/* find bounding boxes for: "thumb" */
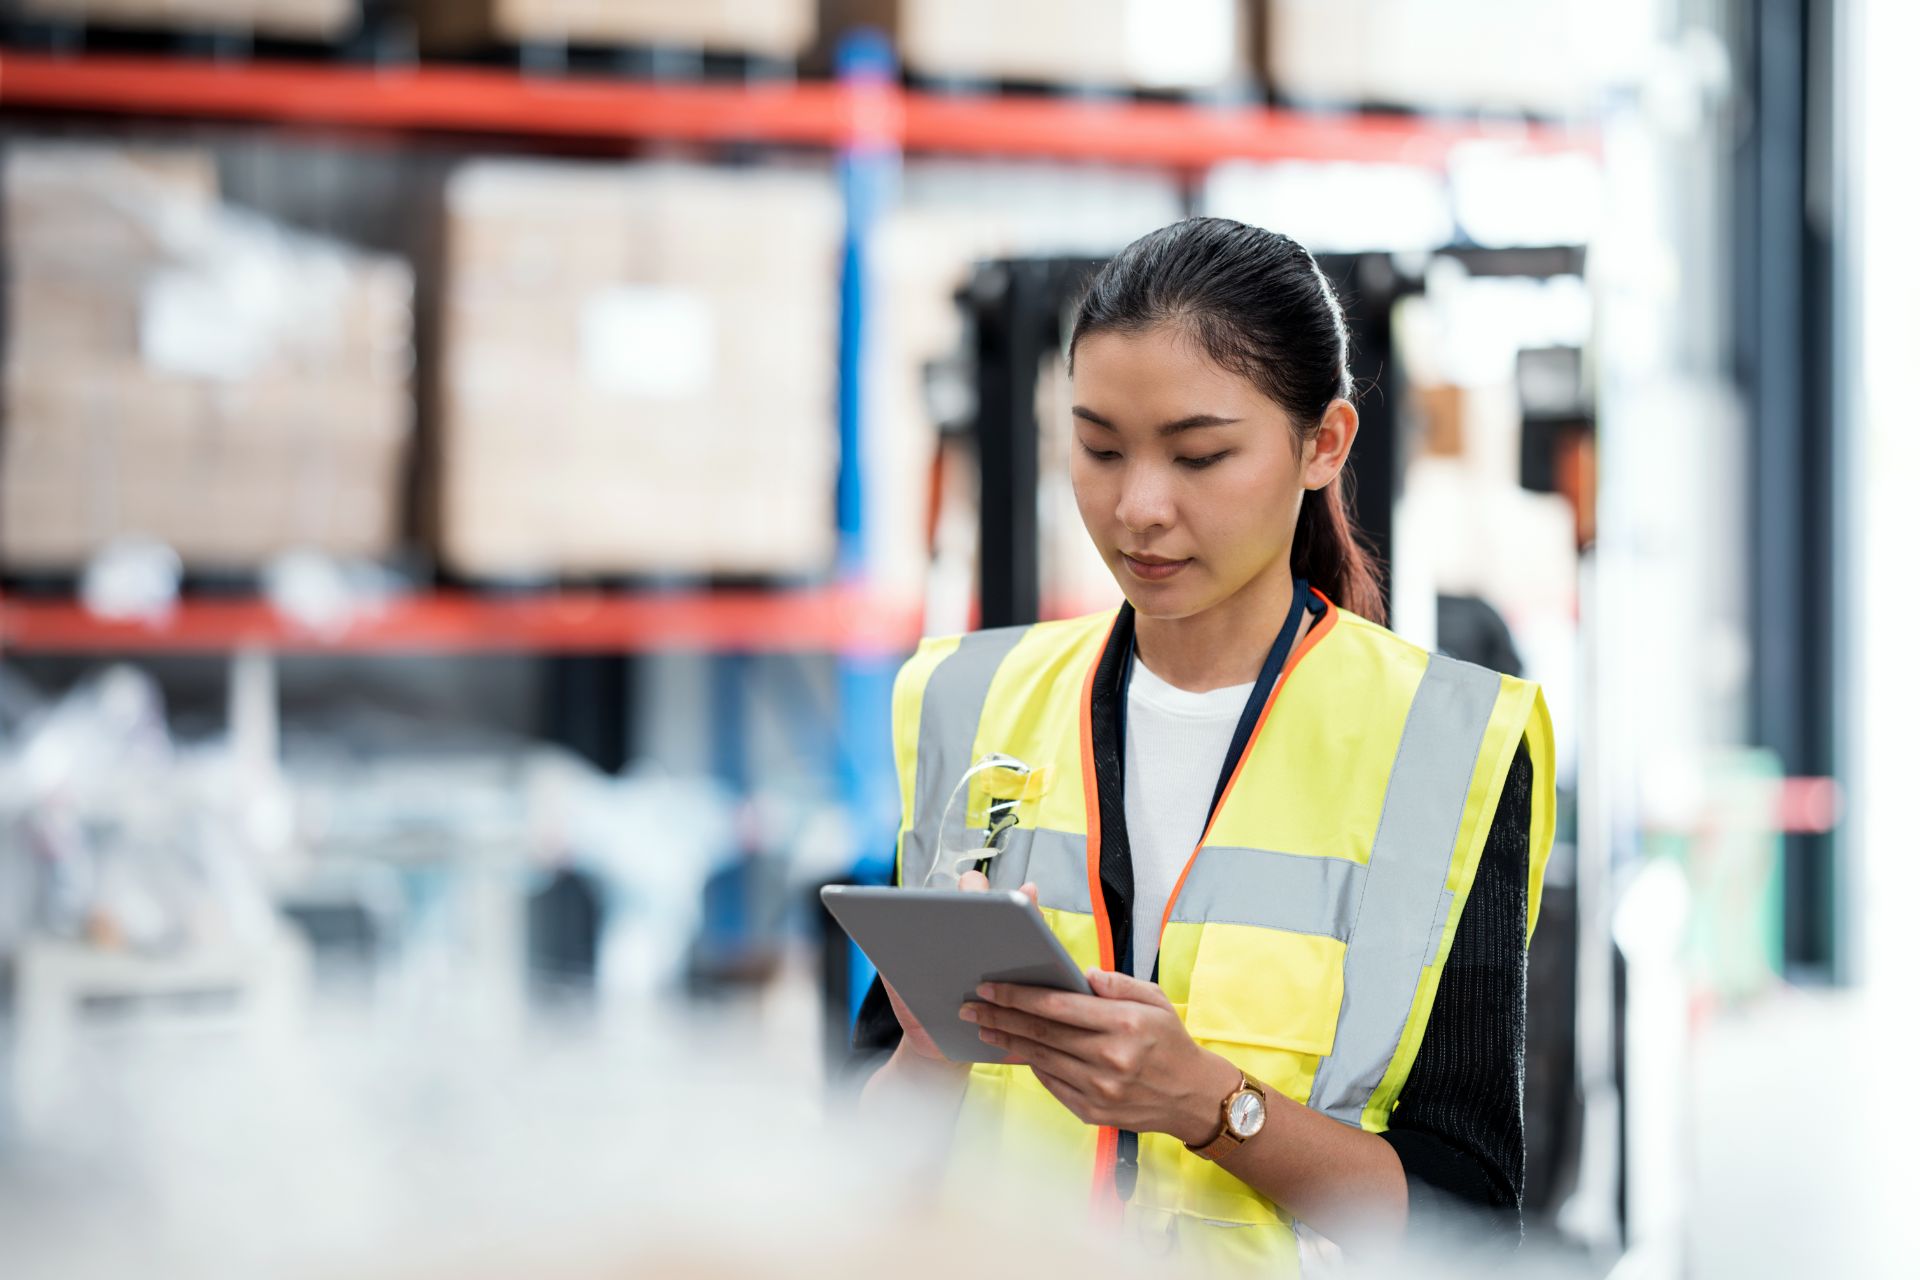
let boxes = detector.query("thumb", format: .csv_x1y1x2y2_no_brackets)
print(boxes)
1086,967,1174,1009
1019,881,1040,907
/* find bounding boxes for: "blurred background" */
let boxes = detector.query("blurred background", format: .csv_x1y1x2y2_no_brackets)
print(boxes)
0,1,1912,1277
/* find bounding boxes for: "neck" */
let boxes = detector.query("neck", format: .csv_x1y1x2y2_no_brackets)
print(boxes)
1133,557,1304,693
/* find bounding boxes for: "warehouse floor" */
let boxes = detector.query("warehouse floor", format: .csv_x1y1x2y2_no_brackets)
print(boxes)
1690,987,1911,1279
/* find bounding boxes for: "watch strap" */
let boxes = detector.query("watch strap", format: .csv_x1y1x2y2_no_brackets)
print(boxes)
1188,1123,1248,1162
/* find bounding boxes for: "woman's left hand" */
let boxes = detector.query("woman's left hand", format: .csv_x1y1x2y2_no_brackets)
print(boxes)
960,969,1241,1145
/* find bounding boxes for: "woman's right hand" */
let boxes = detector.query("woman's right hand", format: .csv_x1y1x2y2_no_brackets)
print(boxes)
885,870,1040,1063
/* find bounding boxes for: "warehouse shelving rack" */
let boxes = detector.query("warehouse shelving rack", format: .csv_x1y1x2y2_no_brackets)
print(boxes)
0,46,1598,657
0,35,1603,1037
0,43,1598,647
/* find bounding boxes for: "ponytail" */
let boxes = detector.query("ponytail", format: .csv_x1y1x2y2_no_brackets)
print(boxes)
1293,475,1386,625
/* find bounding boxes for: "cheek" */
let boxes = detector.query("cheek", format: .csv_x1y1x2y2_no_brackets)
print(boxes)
1069,455,1112,527
1191,463,1295,553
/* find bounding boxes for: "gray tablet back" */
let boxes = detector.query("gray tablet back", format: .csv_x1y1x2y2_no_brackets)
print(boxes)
822,886,1094,1063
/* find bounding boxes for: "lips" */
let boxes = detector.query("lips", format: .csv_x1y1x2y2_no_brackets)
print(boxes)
1121,552,1191,581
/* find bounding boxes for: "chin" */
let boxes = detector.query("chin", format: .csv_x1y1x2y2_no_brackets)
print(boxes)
1114,578,1209,622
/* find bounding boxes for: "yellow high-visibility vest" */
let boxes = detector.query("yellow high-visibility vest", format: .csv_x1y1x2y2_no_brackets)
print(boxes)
889,592,1555,1274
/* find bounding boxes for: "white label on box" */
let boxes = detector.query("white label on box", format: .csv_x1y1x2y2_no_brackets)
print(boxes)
578,286,716,401
140,269,272,381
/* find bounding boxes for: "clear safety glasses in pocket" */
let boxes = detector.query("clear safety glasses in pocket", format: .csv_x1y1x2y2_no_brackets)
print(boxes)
921,752,1051,890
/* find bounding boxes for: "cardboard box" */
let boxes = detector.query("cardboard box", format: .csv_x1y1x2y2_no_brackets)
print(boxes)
1265,0,1600,115
0,373,201,568
0,367,410,570
820,0,1250,90
3,145,219,275
434,160,840,578
3,275,144,365
17,0,358,38
0,144,416,572
408,0,816,57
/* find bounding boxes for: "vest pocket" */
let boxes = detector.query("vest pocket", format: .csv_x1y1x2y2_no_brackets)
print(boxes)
1182,921,1344,1119
1156,923,1347,1228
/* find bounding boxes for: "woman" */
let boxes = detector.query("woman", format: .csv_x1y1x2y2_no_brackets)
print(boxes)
855,218,1554,1272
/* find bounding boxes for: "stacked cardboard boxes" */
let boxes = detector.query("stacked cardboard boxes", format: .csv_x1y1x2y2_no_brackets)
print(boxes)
820,0,1250,91
0,144,414,572
18,0,358,38
1265,0,1605,115
435,161,841,579
408,0,816,57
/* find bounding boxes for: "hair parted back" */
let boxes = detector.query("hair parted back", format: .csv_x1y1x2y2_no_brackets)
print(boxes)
1067,217,1387,625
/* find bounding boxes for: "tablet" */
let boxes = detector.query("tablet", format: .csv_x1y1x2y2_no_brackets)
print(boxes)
821,886,1094,1064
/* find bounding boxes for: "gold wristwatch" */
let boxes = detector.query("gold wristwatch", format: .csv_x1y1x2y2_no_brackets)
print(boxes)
1185,1069,1268,1161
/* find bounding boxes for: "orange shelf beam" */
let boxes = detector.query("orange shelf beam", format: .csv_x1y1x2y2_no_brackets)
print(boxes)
0,51,1596,166
898,92,1585,168
0,52,855,146
0,588,926,656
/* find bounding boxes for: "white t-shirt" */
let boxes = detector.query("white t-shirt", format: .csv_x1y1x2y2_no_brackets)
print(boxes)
1123,654,1253,976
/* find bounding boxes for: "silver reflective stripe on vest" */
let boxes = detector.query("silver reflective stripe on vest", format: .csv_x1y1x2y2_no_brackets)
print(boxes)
1307,655,1503,1125
902,626,1029,888
1021,828,1093,915
1166,846,1365,941
959,824,1092,914
981,822,1033,889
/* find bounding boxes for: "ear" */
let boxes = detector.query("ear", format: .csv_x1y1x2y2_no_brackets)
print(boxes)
1302,399,1359,491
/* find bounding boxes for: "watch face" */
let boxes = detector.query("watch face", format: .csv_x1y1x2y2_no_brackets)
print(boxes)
1228,1088,1266,1138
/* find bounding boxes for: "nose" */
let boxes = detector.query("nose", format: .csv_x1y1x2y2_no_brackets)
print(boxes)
1114,460,1176,536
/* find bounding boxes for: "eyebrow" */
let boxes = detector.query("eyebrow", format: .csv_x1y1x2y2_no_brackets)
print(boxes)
1071,406,1243,436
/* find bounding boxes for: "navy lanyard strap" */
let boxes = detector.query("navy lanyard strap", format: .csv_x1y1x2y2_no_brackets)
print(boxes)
1206,578,1320,824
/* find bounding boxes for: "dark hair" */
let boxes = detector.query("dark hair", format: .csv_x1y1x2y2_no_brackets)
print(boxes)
1067,217,1387,626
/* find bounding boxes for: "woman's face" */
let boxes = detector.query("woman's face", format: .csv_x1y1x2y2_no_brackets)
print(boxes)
1069,323,1329,621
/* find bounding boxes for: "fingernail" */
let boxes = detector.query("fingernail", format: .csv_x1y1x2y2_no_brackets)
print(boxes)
978,1030,1002,1045
957,1005,978,1023
976,983,996,1001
